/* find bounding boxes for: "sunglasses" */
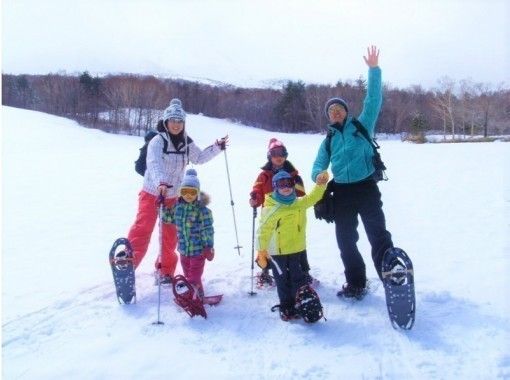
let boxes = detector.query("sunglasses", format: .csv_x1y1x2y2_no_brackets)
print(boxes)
180,187,198,197
269,147,288,158
328,104,345,113
274,177,295,189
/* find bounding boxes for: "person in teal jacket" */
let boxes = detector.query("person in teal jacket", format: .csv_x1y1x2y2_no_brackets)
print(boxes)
311,46,394,300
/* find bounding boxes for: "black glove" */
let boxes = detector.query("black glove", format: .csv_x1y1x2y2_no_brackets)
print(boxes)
216,136,229,150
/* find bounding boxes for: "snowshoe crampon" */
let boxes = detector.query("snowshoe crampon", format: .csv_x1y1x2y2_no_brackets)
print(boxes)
109,238,136,304
171,275,207,318
295,285,324,323
381,247,415,330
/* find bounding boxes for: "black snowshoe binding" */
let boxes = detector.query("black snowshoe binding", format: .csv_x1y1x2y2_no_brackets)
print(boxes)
381,247,416,330
270,304,300,322
295,285,324,323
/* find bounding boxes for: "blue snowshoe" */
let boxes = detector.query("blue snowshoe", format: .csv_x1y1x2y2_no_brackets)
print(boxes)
109,238,136,304
381,247,415,330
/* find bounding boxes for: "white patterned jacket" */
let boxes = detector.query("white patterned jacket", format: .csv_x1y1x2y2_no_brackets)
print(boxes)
143,132,221,198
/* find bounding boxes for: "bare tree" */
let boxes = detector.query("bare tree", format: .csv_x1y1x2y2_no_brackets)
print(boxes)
304,84,326,132
432,76,457,139
475,82,497,137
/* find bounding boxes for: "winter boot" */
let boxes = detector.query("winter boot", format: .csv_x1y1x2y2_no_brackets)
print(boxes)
295,285,324,323
154,270,174,286
336,282,367,300
270,304,300,322
303,272,320,287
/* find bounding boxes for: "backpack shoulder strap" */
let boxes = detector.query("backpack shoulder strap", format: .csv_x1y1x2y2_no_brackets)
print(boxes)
351,118,380,150
158,133,170,154
324,130,334,159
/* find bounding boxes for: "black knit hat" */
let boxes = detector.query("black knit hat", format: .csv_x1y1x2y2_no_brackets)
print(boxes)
324,97,348,119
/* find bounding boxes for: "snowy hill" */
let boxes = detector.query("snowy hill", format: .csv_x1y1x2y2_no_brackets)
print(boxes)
2,106,510,379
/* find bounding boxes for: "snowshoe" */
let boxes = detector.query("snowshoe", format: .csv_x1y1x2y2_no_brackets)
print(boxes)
270,304,301,322
256,270,275,289
171,275,207,318
295,285,324,323
109,238,136,304
381,247,416,330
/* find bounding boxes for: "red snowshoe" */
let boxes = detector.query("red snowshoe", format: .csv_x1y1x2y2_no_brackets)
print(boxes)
171,275,223,318
172,275,207,318
256,270,275,289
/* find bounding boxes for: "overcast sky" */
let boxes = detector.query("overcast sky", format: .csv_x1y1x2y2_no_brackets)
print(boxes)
2,0,509,89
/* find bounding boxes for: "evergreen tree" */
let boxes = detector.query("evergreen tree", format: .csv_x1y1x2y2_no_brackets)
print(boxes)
274,80,309,132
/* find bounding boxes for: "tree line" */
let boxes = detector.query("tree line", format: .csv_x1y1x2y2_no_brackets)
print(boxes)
2,72,509,139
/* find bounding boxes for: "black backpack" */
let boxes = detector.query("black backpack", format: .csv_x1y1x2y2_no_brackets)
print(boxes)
134,130,192,177
134,131,166,176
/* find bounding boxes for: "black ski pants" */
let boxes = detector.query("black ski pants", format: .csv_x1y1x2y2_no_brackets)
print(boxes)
263,249,310,275
270,252,307,309
332,179,393,288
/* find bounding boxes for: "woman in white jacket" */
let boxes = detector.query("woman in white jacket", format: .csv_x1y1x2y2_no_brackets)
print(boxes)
127,98,228,283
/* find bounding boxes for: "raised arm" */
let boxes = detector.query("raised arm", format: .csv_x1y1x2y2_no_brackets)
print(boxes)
358,45,382,136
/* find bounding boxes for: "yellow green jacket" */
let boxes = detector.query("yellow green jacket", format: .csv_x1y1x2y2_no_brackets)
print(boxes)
256,184,326,255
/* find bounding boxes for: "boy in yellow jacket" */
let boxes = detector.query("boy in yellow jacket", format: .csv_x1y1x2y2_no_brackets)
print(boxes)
256,170,329,322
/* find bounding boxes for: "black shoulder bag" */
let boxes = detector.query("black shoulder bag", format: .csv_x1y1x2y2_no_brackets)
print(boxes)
351,118,388,182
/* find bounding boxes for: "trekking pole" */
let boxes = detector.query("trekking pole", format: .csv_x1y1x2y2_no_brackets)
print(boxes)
152,195,165,325
249,206,257,296
223,149,242,255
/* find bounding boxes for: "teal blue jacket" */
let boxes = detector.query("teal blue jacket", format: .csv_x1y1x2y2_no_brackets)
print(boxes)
312,67,382,183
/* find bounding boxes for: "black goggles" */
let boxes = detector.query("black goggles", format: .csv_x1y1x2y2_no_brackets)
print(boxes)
274,177,295,189
269,147,288,158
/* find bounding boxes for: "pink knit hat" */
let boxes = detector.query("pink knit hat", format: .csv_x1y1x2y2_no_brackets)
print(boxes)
267,138,288,158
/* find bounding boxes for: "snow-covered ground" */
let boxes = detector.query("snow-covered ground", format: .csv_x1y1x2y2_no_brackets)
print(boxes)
2,106,510,379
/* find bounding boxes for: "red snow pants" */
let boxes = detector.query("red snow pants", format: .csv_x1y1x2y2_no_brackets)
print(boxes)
127,190,178,276
180,255,206,294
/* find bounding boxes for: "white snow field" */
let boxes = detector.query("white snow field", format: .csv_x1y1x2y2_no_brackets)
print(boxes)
2,106,509,379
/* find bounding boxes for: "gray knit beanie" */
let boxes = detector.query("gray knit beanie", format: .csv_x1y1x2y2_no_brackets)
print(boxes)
181,168,200,190
163,98,186,122
324,97,349,119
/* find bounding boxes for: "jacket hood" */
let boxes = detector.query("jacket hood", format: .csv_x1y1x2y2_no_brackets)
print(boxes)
199,191,210,206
